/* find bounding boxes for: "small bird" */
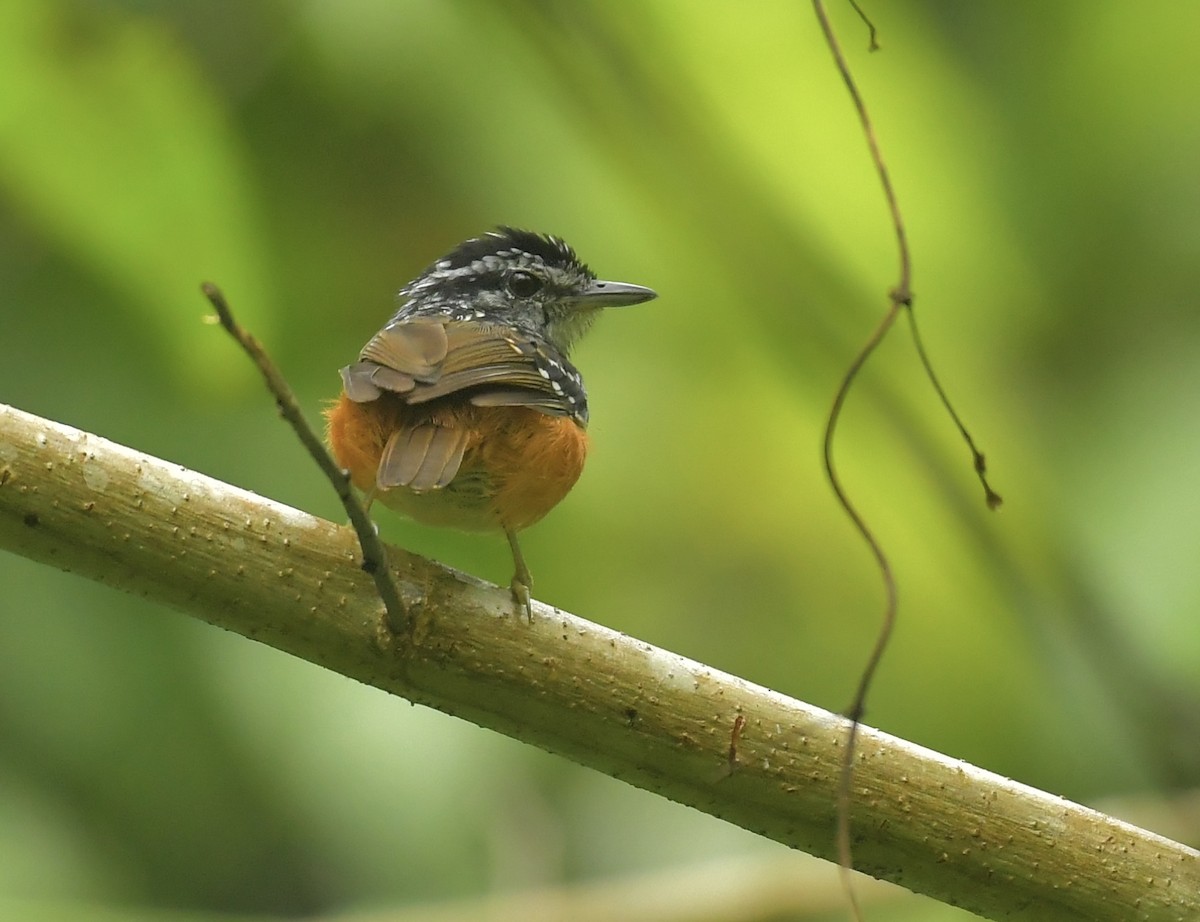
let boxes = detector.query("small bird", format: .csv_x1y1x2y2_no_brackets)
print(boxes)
325,227,656,617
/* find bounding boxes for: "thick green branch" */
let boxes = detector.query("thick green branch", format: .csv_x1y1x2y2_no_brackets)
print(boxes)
0,402,1196,922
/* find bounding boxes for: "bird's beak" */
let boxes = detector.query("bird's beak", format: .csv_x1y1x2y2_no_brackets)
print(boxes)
570,279,657,308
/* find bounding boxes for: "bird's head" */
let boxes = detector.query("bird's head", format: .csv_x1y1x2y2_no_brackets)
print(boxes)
398,227,656,353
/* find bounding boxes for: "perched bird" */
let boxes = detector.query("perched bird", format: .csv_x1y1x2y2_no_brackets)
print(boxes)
325,227,656,616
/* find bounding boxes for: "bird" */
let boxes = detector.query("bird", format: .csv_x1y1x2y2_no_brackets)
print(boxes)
325,227,656,618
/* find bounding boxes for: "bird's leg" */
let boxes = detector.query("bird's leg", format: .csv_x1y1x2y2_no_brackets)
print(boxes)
504,526,534,621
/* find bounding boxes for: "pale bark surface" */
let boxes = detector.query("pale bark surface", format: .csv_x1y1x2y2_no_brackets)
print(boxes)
1,402,1196,922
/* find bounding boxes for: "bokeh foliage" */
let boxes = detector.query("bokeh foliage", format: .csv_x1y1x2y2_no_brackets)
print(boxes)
1,2,1197,919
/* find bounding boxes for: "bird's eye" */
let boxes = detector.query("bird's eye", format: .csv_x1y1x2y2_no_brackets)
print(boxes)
506,271,542,298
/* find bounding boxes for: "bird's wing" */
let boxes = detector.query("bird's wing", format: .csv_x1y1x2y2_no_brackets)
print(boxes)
341,318,578,415
340,317,448,401
341,318,581,491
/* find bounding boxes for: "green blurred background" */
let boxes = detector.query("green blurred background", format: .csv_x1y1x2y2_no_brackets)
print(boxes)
1,2,1198,920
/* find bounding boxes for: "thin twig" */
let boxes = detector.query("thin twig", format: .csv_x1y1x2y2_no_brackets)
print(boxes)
847,0,880,52
200,282,409,633
811,2,906,918
812,2,1002,918
906,312,1003,509
819,298,900,922
812,4,909,296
